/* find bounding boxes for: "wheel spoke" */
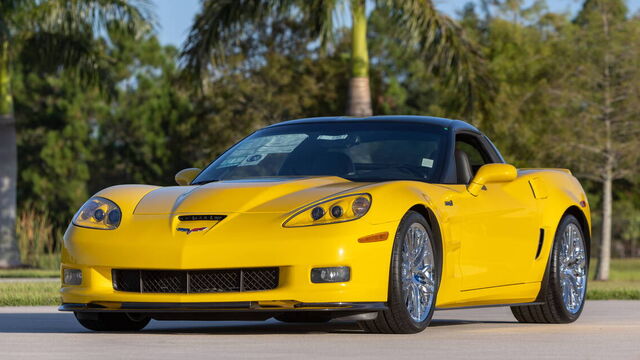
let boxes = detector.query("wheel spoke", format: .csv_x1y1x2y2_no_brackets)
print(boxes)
400,222,435,323
404,283,412,308
562,279,571,306
418,284,433,308
412,284,421,319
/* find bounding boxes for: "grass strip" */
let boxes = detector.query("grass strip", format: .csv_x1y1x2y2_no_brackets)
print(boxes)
0,269,59,278
0,282,60,306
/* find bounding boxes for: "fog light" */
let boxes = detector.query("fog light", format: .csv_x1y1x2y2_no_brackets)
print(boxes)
311,267,350,283
63,269,82,285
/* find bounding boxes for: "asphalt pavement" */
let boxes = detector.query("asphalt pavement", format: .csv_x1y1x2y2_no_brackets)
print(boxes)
0,300,638,359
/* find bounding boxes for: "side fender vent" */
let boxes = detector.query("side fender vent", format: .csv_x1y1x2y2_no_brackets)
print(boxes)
535,229,545,259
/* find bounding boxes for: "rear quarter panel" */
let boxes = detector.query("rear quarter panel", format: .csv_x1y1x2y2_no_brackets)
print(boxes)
519,169,591,285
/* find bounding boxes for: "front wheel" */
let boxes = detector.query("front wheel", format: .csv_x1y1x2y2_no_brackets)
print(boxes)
511,214,588,323
359,211,440,333
74,312,150,332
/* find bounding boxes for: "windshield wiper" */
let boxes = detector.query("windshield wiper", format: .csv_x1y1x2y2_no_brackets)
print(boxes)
191,179,220,185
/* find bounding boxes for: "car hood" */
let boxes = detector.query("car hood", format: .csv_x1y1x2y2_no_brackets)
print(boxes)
133,177,370,215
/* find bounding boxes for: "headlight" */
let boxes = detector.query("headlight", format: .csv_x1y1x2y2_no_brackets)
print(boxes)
283,194,371,227
72,197,122,230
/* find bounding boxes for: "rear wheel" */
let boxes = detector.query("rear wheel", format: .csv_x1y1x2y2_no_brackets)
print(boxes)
511,214,588,323
74,312,150,332
359,211,440,333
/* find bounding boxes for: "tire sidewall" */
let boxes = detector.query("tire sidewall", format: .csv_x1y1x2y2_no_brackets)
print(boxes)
388,211,441,332
550,214,588,321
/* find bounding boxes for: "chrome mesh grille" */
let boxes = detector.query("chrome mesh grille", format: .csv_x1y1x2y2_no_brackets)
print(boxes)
112,268,279,294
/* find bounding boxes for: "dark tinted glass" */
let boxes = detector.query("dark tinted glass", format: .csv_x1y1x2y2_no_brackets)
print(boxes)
193,121,449,183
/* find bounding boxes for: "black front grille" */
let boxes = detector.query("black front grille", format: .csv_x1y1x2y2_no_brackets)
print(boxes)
112,268,279,294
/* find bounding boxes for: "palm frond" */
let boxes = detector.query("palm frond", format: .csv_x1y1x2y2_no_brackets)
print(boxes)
27,0,156,38
303,0,339,47
13,0,155,88
179,0,338,83
18,31,116,95
0,0,31,43
379,0,494,117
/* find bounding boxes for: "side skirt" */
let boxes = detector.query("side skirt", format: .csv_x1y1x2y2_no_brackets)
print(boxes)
435,302,545,311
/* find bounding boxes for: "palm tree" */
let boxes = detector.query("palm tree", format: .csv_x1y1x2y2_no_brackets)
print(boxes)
0,0,154,267
180,0,489,117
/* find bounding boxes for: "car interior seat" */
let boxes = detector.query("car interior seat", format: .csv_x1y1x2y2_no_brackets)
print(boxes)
308,152,355,177
455,149,473,184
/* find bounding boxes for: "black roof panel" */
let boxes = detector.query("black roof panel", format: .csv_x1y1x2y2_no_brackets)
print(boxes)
267,115,481,133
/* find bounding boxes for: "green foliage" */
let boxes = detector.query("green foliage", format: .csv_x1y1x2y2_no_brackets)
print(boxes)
14,73,95,227
542,0,640,183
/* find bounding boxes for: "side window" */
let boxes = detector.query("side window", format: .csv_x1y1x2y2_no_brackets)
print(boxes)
455,134,493,182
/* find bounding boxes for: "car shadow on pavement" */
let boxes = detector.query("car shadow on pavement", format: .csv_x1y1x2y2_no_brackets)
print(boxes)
0,312,517,334
430,319,516,327
0,313,80,333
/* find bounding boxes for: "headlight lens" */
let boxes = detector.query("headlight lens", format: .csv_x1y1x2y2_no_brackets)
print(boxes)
283,194,371,227
72,197,122,230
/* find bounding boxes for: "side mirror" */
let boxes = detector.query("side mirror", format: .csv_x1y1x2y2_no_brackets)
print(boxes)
467,164,517,196
175,168,201,186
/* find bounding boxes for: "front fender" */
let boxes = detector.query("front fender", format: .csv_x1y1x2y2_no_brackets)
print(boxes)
93,185,161,216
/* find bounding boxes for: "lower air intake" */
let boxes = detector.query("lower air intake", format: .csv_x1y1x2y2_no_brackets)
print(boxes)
112,268,279,294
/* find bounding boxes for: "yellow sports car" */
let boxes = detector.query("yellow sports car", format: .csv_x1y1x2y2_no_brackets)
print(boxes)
60,116,590,334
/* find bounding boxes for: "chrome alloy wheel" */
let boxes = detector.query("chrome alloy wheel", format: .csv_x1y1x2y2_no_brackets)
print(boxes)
559,223,587,314
401,223,436,322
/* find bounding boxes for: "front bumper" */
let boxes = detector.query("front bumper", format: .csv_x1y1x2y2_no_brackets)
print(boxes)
60,212,399,307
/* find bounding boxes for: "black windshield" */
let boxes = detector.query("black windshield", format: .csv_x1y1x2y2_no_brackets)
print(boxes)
193,121,449,183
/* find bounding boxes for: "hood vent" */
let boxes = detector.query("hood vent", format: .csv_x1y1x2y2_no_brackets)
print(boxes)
178,215,226,221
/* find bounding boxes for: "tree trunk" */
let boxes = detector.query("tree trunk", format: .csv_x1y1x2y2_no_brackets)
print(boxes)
594,10,613,281
347,0,372,117
0,40,21,268
596,173,612,281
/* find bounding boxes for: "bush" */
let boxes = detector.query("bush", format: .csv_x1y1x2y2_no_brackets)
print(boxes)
16,207,61,270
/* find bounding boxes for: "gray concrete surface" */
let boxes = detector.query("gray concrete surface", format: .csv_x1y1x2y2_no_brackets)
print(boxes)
0,301,637,359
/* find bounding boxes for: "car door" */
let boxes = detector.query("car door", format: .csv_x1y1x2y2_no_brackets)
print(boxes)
447,133,540,291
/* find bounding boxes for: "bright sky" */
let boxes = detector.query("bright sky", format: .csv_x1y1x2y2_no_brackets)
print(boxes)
154,0,640,47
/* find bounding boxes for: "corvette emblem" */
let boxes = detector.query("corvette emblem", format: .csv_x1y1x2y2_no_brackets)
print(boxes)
176,227,207,235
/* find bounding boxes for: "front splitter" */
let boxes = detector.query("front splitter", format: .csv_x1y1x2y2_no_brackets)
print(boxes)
59,301,387,313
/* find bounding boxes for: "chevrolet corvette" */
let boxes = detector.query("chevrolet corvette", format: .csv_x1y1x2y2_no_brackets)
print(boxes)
60,116,590,334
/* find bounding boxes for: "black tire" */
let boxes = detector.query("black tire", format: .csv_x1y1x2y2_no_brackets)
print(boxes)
511,214,588,323
274,312,331,323
359,210,441,334
75,312,150,332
